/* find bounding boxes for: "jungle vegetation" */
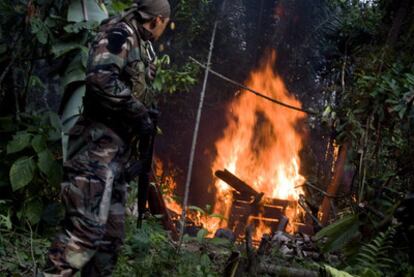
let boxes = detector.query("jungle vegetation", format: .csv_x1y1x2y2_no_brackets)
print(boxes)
0,0,413,276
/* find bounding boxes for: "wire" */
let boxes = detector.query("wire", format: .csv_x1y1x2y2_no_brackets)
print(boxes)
189,57,318,115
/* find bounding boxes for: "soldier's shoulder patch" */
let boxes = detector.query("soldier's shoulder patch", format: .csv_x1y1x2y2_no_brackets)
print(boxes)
106,26,129,55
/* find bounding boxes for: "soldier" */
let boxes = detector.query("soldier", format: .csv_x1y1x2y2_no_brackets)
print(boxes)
43,0,170,276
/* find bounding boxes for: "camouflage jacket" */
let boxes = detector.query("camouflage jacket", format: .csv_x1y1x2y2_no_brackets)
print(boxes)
83,15,156,140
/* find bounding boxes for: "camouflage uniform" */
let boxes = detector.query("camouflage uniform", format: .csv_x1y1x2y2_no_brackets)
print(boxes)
45,15,155,277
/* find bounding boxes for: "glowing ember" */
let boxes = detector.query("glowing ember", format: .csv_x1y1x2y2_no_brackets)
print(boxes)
210,50,307,239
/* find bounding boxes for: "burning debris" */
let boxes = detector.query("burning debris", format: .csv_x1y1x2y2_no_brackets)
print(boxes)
209,50,308,239
215,169,294,240
152,50,317,242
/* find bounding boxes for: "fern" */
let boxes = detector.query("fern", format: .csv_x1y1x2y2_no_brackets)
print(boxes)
354,226,396,274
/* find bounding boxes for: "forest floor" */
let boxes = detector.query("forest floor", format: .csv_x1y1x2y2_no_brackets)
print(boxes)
0,213,343,277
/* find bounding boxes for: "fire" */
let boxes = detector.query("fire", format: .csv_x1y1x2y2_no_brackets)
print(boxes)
155,158,218,232
210,50,306,239
159,50,307,241
154,158,182,215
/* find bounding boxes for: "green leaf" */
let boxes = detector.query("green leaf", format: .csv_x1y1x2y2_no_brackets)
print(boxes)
209,213,227,221
6,132,33,154
209,237,231,246
315,214,358,239
0,213,12,230
67,0,108,23
48,112,62,141
64,21,97,33
196,228,208,243
200,253,211,268
23,199,43,225
110,1,130,13
9,157,35,191
322,222,359,252
188,205,206,215
61,85,85,161
29,75,45,90
52,42,88,57
30,17,49,44
38,150,62,186
323,265,355,277
359,267,382,277
61,68,85,87
316,214,360,253
31,135,47,153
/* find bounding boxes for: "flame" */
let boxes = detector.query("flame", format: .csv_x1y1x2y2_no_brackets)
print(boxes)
154,158,182,215
160,50,307,240
210,50,307,239
155,158,217,233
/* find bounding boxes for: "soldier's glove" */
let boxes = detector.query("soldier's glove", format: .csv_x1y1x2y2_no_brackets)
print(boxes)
146,63,157,81
139,113,156,136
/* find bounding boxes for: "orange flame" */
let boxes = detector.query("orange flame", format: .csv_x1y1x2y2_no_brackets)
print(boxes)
210,50,307,239
161,50,307,240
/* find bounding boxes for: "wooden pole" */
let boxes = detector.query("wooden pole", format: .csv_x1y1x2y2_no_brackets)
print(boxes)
177,1,226,251
319,143,348,225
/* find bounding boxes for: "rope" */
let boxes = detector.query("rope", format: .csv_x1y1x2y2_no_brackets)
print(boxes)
177,5,223,251
189,57,318,115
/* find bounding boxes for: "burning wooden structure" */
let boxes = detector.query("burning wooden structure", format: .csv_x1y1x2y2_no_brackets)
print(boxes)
215,169,304,240
156,50,316,241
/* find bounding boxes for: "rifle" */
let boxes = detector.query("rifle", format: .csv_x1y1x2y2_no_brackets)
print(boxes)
136,111,158,228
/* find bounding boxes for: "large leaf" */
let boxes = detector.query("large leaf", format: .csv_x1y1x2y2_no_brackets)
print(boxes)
324,265,355,277
62,68,86,88
6,132,33,154
31,135,47,153
61,85,85,161
315,214,358,239
52,42,88,58
196,228,208,243
48,112,63,141
67,0,108,23
61,51,88,88
38,150,62,186
9,157,35,191
23,199,44,225
316,214,361,253
30,17,49,44
0,211,12,230
64,21,97,34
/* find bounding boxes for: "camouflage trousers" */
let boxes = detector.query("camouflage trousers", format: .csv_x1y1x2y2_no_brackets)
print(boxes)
44,119,130,277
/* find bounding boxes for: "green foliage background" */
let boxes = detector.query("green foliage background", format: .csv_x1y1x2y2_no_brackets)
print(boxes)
0,0,413,276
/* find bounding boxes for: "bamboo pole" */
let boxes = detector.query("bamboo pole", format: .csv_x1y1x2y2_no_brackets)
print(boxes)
177,1,226,251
